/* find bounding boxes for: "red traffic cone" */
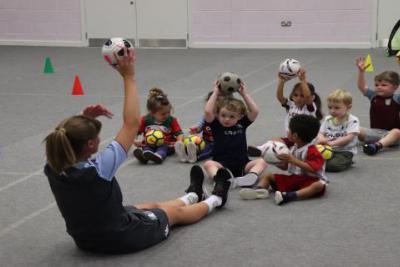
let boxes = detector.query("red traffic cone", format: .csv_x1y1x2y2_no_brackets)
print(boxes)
72,75,84,95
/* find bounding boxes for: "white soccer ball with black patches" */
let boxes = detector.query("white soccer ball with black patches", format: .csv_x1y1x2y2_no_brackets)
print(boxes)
217,72,242,95
102,37,133,66
262,141,290,164
279,58,301,79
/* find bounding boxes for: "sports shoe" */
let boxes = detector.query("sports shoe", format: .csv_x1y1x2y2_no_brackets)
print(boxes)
363,143,379,156
174,141,187,162
133,148,148,164
212,168,232,207
248,145,262,157
274,191,286,205
186,142,198,163
185,165,205,201
233,172,259,188
143,150,163,164
239,187,269,200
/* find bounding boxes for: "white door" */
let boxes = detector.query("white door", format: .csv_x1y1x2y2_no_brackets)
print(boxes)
136,0,187,47
85,0,136,45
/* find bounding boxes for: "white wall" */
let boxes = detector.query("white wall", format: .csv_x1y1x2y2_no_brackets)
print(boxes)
0,0,84,46
190,0,374,48
0,0,398,47
377,0,400,46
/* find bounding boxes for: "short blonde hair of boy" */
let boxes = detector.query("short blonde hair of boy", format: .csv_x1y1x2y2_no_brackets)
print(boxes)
216,97,247,116
327,89,352,106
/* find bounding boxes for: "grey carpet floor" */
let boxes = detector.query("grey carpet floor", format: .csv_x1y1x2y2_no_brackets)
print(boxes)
0,46,399,267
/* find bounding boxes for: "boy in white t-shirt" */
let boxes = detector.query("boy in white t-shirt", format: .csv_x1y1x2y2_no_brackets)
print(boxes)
317,89,360,172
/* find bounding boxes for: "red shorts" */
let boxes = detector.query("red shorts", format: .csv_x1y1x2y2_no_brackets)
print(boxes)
273,174,326,197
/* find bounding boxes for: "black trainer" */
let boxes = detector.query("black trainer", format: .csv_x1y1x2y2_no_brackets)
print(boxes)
133,148,148,164
248,145,262,157
185,165,205,201
212,168,232,207
143,150,163,164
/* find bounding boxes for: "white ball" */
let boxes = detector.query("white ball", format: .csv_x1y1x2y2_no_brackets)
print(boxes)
262,141,290,164
101,37,133,66
217,72,242,95
279,58,301,79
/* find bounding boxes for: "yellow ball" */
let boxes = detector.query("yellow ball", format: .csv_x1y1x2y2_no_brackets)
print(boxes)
183,135,206,152
316,144,333,160
145,130,164,147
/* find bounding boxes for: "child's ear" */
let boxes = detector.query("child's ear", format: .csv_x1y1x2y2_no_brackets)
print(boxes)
348,104,352,110
291,132,299,141
87,139,96,149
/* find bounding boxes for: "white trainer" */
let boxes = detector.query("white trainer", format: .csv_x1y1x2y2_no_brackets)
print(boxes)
174,141,187,162
239,188,269,200
186,142,198,163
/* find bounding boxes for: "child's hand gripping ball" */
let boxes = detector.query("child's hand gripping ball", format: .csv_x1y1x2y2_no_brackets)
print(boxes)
316,144,333,160
145,130,164,147
262,141,290,164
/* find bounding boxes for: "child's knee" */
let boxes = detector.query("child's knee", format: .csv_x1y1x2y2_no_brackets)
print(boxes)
312,181,326,192
392,128,400,138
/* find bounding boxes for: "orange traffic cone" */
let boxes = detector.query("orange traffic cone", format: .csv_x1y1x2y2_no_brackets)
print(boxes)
72,75,84,95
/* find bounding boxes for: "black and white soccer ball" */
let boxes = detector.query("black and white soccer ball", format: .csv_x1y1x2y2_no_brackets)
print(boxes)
262,141,289,164
101,37,133,66
279,58,301,79
217,72,242,95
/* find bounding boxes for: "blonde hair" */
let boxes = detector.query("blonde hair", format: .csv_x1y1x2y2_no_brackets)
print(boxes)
44,115,101,174
147,87,171,113
216,97,247,116
327,89,353,106
375,71,399,86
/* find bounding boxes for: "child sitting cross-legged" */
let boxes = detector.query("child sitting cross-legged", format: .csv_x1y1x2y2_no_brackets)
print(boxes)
317,89,360,172
239,114,328,205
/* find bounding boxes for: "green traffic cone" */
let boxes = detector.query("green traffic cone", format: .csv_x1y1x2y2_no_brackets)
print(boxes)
44,57,54,74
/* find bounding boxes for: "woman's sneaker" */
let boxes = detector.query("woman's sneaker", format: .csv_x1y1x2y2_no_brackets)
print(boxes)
185,165,205,201
133,148,148,164
212,168,231,207
239,187,269,200
174,141,188,162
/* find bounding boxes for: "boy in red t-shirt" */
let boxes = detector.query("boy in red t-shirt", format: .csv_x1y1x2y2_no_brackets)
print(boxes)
239,114,328,205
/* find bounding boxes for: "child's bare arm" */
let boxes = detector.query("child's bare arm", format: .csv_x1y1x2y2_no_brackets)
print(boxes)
356,57,368,94
204,83,219,123
328,133,358,147
276,74,288,105
239,82,259,121
316,133,329,145
298,69,313,105
278,153,315,173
